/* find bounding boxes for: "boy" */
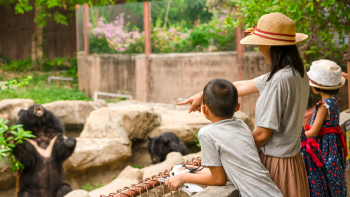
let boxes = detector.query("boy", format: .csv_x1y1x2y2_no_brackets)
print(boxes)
166,78,283,197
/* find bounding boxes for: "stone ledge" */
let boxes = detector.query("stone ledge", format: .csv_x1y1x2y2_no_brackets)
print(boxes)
192,182,238,197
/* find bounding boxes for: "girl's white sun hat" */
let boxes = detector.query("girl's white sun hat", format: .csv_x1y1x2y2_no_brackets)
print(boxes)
307,59,345,90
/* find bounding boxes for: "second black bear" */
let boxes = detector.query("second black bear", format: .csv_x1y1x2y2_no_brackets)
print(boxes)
147,132,189,164
13,104,76,197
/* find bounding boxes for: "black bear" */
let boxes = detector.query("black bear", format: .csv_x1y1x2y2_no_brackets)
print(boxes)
147,132,189,164
13,104,76,197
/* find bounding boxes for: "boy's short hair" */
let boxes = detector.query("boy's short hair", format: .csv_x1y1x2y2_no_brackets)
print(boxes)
203,78,238,117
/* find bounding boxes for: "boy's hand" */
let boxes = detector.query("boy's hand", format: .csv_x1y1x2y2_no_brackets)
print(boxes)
166,174,184,191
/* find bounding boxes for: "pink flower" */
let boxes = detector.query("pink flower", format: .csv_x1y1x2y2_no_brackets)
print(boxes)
164,35,169,41
180,33,188,39
210,29,214,34
176,31,182,35
153,27,158,32
168,28,175,33
219,15,225,23
222,10,228,13
87,22,92,27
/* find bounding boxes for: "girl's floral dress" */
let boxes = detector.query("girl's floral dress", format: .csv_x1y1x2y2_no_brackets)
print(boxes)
310,98,347,196
301,127,334,197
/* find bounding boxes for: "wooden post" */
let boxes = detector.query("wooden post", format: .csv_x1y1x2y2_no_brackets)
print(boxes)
236,22,245,109
83,3,89,57
143,1,151,101
75,5,80,53
344,34,350,112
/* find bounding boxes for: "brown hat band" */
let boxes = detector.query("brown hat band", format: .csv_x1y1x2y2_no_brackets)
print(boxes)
309,77,340,87
247,27,296,42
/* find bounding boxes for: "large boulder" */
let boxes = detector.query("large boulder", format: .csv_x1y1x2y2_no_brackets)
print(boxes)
89,166,143,197
43,100,106,126
64,138,131,176
141,152,184,180
64,190,90,197
0,159,15,190
79,107,161,141
0,99,34,125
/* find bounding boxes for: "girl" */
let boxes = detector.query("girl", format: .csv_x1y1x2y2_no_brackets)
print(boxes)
305,59,347,196
300,127,334,196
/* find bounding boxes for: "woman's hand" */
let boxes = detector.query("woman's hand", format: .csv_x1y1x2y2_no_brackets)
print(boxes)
177,92,203,113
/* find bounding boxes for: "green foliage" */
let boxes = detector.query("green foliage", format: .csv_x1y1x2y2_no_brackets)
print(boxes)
0,119,36,171
0,0,115,27
82,182,107,191
0,57,78,75
194,134,200,147
224,0,350,67
0,72,90,104
131,164,144,169
0,76,33,90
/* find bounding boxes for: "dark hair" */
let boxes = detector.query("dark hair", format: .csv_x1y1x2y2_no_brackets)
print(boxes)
314,87,339,95
203,78,238,117
267,45,305,81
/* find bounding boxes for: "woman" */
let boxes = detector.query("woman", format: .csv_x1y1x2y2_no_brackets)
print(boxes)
179,13,310,196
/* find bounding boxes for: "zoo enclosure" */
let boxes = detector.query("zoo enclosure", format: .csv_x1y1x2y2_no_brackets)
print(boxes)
76,1,271,121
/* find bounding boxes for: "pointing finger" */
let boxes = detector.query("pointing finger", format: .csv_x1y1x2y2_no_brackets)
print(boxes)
177,99,191,105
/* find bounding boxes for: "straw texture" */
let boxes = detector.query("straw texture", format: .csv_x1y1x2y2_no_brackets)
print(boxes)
240,13,308,46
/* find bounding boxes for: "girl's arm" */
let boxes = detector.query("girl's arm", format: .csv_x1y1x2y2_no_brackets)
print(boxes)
166,166,227,191
177,80,259,113
252,127,273,150
305,105,328,138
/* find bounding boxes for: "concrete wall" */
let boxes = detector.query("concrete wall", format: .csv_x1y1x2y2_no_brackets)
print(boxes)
78,51,267,122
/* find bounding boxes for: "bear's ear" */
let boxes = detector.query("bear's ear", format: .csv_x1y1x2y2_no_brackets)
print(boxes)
147,136,153,141
162,138,170,145
18,109,26,116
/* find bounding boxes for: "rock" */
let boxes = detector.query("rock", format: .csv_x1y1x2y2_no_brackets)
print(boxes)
182,152,201,162
79,107,161,141
43,100,105,126
234,111,254,131
0,159,15,190
148,110,254,145
192,181,238,197
89,166,143,197
63,138,131,176
142,152,184,180
0,99,34,125
64,189,91,197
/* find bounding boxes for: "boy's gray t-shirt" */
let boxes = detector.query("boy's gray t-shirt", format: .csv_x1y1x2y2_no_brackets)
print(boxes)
198,118,283,197
254,66,309,158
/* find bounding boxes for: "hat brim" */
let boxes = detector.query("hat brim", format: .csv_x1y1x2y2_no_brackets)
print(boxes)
309,77,346,90
240,33,308,46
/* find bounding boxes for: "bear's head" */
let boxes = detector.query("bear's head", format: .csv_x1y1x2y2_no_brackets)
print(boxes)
147,135,173,164
18,104,49,125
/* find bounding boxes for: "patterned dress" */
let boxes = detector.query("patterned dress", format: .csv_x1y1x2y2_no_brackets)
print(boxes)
311,98,347,196
301,128,334,197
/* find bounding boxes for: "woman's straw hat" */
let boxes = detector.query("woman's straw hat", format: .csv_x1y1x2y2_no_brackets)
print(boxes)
240,13,308,46
307,59,345,90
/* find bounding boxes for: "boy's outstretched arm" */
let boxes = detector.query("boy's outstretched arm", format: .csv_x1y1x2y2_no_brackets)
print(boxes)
166,166,227,191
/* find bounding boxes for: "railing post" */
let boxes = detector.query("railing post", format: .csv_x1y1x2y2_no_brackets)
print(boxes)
142,1,151,102
344,34,350,112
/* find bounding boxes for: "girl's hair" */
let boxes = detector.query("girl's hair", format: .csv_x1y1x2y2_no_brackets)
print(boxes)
267,45,305,81
314,87,339,95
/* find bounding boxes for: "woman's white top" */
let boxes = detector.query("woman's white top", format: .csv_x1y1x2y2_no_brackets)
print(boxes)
254,66,309,158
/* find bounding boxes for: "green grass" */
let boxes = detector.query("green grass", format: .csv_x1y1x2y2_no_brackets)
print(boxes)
82,182,106,191
0,71,91,104
131,164,144,169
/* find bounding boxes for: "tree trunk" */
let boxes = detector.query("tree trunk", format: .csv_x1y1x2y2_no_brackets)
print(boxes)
31,6,43,65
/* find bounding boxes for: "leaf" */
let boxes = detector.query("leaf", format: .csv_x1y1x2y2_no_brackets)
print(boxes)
54,11,68,26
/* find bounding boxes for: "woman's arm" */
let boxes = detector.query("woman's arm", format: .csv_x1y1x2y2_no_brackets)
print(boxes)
233,80,259,97
252,127,273,150
166,166,227,191
177,80,259,113
305,105,328,138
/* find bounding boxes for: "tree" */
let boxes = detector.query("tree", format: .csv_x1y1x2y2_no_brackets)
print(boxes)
216,0,350,66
